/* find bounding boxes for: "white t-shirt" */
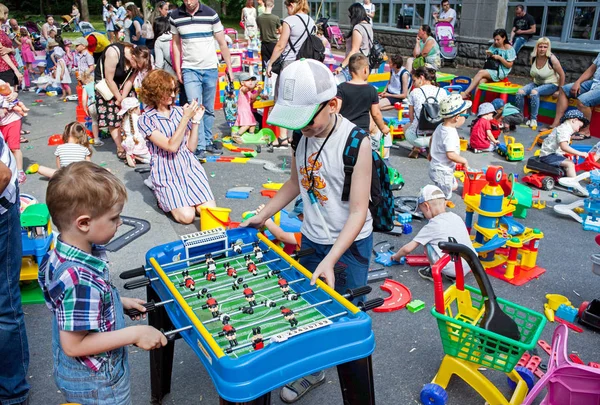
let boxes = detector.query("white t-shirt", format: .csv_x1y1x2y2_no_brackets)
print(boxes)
284,14,315,61
363,3,375,23
295,116,373,244
439,8,457,28
430,124,460,172
413,211,474,276
540,122,573,157
54,143,90,167
407,85,448,133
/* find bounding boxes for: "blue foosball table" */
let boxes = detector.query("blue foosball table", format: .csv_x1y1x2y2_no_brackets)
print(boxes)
122,227,382,404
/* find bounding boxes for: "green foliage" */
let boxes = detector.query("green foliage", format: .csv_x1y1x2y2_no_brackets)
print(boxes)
8,0,107,19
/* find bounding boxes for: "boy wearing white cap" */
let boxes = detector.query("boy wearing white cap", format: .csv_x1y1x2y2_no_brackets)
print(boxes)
429,93,470,202
242,58,373,402
391,184,474,280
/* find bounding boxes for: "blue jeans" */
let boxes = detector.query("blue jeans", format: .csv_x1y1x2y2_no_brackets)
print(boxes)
515,82,559,120
299,233,373,304
0,191,30,405
512,36,527,54
182,68,218,152
563,80,600,107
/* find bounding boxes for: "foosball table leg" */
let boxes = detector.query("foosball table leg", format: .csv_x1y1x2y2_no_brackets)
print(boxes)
219,392,271,405
336,355,376,405
147,286,176,404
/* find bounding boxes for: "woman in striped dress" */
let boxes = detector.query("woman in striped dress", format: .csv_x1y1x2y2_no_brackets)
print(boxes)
138,69,216,224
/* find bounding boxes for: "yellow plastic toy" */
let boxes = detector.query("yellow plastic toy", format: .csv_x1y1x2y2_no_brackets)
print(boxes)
25,163,39,174
545,294,571,311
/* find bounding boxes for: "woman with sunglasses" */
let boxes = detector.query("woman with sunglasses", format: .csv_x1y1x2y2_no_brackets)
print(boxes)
138,69,216,225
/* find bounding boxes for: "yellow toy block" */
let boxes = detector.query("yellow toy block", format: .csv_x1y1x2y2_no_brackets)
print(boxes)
231,157,250,163
262,183,283,190
20,256,38,281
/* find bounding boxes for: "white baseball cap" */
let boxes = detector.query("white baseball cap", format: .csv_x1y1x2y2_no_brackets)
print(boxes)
440,93,472,119
117,97,140,116
267,59,338,130
417,185,446,205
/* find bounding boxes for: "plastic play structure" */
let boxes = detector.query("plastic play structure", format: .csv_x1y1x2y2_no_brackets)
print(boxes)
554,169,600,232
420,241,546,405
463,166,546,285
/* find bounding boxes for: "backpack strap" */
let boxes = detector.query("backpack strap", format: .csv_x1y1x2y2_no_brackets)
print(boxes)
287,15,312,54
341,126,369,202
358,23,373,56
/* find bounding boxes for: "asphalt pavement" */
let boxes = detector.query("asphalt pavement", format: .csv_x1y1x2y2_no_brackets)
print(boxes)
17,83,600,405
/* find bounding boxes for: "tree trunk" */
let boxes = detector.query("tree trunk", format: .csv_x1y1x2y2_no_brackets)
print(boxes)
221,0,226,16
141,0,150,21
80,0,90,22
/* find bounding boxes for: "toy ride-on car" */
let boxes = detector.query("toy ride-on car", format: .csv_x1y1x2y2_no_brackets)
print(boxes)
522,152,600,191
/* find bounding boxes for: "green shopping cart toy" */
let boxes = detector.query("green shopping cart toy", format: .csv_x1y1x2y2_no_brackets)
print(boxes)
420,240,546,405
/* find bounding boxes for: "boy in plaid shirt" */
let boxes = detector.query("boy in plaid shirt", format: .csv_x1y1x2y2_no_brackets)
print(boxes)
38,161,166,404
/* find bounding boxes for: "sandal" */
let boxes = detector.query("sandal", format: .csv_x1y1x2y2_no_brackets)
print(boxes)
117,151,127,160
571,132,591,141
231,133,244,145
280,371,326,403
407,148,419,159
20,136,29,143
20,130,30,135
275,138,289,149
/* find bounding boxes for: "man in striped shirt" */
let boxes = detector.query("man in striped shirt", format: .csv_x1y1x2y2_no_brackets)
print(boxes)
170,0,233,159
0,135,30,405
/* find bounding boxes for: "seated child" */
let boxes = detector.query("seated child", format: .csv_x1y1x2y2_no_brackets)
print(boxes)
379,54,412,111
38,161,167,403
117,97,151,168
232,72,260,144
492,98,524,132
0,80,30,116
27,121,92,178
337,53,390,137
469,102,499,152
391,185,474,280
539,109,594,178
429,94,470,202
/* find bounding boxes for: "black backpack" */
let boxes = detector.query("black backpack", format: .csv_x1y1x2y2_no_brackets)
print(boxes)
418,88,443,132
361,25,387,70
342,126,395,232
290,15,325,63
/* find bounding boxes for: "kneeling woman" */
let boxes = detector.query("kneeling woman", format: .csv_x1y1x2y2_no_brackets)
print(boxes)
138,69,216,224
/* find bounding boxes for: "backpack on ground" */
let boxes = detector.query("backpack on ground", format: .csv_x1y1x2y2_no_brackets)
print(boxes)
342,126,395,232
291,15,325,62
361,25,387,70
418,88,442,132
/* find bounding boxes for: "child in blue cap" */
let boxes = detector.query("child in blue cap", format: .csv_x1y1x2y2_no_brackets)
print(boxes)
492,98,524,132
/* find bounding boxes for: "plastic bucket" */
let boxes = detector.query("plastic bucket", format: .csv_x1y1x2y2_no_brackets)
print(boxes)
591,253,600,276
200,206,231,231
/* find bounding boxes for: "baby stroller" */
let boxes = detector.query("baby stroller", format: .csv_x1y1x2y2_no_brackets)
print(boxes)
78,21,95,36
23,21,44,51
435,21,457,68
60,15,77,32
327,22,345,49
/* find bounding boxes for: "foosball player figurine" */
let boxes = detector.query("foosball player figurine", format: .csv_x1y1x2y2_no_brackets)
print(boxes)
181,272,196,291
245,255,258,276
231,241,243,254
204,294,220,318
243,284,257,306
281,306,298,327
264,269,280,279
253,242,264,261
251,327,264,350
222,324,238,347
277,276,290,295
262,299,277,308
232,277,244,290
206,253,217,272
206,270,217,282
225,262,237,278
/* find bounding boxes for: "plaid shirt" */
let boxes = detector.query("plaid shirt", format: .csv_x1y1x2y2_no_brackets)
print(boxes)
38,238,116,371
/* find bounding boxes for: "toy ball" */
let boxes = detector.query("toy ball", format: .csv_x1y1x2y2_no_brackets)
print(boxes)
20,193,38,213
48,134,64,145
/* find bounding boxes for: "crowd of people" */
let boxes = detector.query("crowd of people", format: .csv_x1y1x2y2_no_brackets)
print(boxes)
1,1,600,404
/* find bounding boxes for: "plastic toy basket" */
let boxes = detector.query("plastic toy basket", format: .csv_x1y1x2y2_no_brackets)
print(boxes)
432,284,546,373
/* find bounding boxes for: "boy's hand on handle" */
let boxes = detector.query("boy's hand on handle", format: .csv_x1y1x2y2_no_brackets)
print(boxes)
241,213,267,229
122,297,147,320
310,261,335,289
134,325,168,350
580,152,589,159
182,99,199,119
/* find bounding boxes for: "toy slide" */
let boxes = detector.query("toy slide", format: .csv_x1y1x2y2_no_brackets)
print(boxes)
241,128,276,145
553,201,585,223
474,234,509,253
558,172,590,197
499,216,526,236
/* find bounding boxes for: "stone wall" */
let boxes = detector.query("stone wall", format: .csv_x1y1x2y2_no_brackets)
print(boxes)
373,28,595,83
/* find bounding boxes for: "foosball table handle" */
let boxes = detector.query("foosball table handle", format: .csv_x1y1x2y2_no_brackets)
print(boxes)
333,264,346,274
292,248,315,259
120,266,147,280
124,301,156,318
344,286,373,301
358,298,385,312
124,278,151,290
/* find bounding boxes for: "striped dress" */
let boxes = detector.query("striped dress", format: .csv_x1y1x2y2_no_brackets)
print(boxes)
138,107,214,212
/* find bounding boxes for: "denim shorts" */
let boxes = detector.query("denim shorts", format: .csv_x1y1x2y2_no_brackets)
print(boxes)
540,153,567,167
299,233,373,304
563,80,600,107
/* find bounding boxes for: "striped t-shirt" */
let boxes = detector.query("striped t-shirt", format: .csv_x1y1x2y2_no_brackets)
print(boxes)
54,143,90,167
169,4,223,70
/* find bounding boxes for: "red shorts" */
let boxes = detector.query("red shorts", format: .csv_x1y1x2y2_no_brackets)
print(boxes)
0,119,22,150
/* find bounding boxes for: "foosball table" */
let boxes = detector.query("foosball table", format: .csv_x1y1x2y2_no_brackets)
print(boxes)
121,227,382,404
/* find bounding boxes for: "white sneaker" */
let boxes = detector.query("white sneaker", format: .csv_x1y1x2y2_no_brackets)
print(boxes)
143,177,154,190
526,120,531,126
530,119,538,129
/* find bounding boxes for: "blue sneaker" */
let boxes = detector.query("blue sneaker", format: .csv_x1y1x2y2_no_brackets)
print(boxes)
194,150,206,160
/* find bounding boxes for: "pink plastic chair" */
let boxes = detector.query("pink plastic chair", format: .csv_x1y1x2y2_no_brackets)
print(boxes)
522,324,600,405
